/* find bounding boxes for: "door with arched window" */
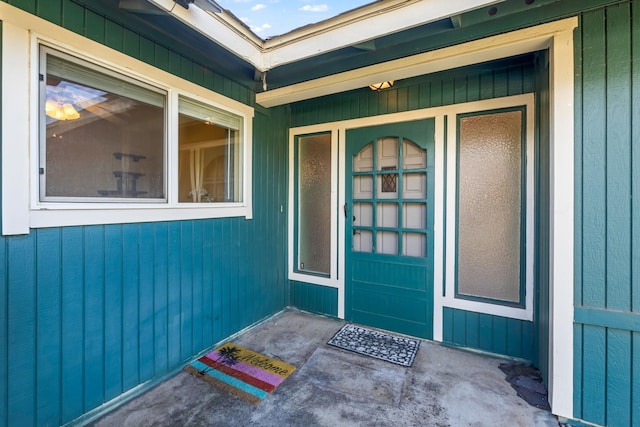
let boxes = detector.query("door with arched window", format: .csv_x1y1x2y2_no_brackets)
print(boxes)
345,119,435,339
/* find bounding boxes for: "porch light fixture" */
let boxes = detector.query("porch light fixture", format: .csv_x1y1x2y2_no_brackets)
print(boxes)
45,99,80,121
369,81,394,91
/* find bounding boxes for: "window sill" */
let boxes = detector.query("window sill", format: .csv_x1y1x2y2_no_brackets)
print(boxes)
441,295,532,322
28,203,252,230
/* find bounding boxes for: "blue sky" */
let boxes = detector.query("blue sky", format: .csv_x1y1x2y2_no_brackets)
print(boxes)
215,0,372,38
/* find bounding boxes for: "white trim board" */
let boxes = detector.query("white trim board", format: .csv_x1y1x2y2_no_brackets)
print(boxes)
147,0,502,71
440,94,535,322
256,18,577,107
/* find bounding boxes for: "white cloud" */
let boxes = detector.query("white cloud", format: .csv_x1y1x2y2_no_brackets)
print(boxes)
251,3,266,11
251,23,272,33
299,4,328,12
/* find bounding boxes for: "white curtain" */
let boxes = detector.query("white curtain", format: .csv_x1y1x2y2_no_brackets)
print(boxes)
189,148,205,202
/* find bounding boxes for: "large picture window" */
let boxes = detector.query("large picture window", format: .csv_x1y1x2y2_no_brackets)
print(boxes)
37,46,250,211
40,47,166,202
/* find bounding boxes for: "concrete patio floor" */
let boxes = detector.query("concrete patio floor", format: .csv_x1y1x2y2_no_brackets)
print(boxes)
91,309,560,427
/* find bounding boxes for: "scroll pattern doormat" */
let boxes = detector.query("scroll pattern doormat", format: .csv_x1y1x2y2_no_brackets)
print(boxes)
327,324,420,367
184,343,296,404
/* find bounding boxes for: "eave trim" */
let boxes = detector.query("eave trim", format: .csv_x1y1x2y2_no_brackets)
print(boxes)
255,18,578,107
146,0,503,71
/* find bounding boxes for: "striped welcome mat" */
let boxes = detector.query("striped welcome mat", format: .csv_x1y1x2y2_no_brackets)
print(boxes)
184,343,296,404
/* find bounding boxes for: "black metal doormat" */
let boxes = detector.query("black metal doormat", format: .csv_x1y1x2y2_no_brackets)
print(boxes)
327,324,420,367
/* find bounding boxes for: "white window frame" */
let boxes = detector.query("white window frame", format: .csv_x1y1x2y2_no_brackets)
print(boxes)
288,126,340,288
1,15,253,235
442,94,535,322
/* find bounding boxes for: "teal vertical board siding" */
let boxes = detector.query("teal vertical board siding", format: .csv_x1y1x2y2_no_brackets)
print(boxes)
84,227,105,411
36,0,61,24
0,249,5,427
104,225,123,402
634,332,640,425
580,10,607,309
291,55,537,128
574,2,640,426
85,9,106,44
606,330,631,426
122,224,141,391
62,0,85,35
290,281,338,317
166,223,181,369
634,0,640,317
153,223,169,377
211,220,224,343
604,4,632,312
0,114,289,426
180,222,194,361
60,228,84,424
0,1,290,419
581,326,606,425
7,236,36,425
633,1,640,316
192,221,204,354
138,224,156,384
7,0,34,13
35,229,62,426
442,308,534,360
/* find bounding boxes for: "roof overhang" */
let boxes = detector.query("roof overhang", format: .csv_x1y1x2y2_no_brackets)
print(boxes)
255,18,574,107
146,0,504,71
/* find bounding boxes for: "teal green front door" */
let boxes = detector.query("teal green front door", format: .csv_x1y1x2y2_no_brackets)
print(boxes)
345,119,435,339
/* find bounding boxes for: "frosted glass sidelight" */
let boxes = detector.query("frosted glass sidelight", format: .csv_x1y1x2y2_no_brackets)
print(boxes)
298,134,332,274
457,110,523,303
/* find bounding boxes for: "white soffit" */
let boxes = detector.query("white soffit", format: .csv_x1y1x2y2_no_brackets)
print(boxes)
260,0,503,69
147,0,503,71
146,0,264,67
256,18,576,107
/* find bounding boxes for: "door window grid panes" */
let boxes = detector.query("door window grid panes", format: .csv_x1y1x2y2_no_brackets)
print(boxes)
39,46,246,205
352,137,428,257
